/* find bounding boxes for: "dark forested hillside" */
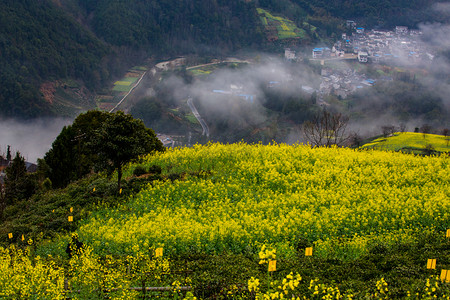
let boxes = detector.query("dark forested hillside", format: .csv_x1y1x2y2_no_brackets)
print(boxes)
0,0,114,118
290,0,443,28
76,0,264,55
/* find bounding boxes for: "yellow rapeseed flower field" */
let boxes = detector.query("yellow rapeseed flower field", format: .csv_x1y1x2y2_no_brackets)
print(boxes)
2,142,450,299
74,143,449,258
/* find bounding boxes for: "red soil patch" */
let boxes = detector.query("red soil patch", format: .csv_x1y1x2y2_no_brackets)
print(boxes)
39,82,57,104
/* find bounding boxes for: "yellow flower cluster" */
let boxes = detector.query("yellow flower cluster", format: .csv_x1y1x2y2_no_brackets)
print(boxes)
248,277,260,292
249,272,303,300
0,244,178,299
0,245,64,299
259,244,276,264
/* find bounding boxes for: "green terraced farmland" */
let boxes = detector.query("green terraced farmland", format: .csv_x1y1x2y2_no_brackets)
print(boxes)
257,8,305,40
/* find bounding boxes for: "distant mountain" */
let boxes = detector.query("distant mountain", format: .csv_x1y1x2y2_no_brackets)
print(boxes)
0,0,444,119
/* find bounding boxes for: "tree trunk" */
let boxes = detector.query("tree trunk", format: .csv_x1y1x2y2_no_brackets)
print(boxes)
117,165,122,193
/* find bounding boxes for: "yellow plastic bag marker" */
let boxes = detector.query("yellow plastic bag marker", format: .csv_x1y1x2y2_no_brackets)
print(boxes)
446,229,450,238
93,187,96,192
52,209,55,213
155,247,163,257
305,247,313,256
8,233,12,239
441,270,449,282
268,260,276,272
70,207,73,213
427,259,436,269
68,216,73,222
119,188,122,194
21,234,25,242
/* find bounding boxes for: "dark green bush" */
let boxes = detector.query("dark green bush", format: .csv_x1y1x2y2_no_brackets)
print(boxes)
133,166,148,177
148,165,162,174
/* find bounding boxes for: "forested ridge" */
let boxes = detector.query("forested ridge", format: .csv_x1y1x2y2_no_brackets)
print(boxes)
0,0,444,119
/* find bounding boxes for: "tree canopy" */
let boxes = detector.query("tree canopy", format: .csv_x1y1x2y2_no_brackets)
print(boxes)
89,111,165,191
4,152,37,205
44,111,164,190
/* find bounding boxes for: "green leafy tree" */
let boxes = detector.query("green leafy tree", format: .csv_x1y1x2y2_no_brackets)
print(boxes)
89,111,165,192
4,152,37,205
44,110,109,188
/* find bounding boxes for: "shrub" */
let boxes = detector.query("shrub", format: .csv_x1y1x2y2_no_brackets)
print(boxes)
133,166,148,177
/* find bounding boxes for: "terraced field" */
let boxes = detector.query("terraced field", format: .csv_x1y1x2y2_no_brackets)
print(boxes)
257,8,306,40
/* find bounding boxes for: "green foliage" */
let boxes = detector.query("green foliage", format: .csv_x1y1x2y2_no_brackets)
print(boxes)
290,0,445,28
130,97,163,128
133,166,148,177
44,110,109,188
45,110,164,190
4,152,37,205
89,111,165,191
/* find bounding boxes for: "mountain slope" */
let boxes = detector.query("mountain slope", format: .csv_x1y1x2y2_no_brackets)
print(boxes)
0,0,114,118
76,0,264,54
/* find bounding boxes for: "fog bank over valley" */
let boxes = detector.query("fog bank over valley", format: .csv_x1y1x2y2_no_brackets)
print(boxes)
0,118,71,163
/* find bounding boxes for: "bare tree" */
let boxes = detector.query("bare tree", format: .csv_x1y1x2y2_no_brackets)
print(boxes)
381,125,396,137
421,124,432,138
303,110,350,147
349,132,363,148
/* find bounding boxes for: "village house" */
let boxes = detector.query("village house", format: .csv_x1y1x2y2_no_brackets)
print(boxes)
284,48,296,60
395,26,408,35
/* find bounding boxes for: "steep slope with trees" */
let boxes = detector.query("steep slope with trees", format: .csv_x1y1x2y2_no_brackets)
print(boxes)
76,0,264,55
0,0,116,119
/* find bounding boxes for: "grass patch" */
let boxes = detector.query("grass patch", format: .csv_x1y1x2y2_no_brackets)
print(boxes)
131,66,148,71
112,77,139,92
185,114,199,124
112,85,131,92
114,81,132,86
190,69,212,77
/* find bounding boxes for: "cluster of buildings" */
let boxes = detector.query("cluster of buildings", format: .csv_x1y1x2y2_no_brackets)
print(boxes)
318,68,386,99
312,24,434,64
